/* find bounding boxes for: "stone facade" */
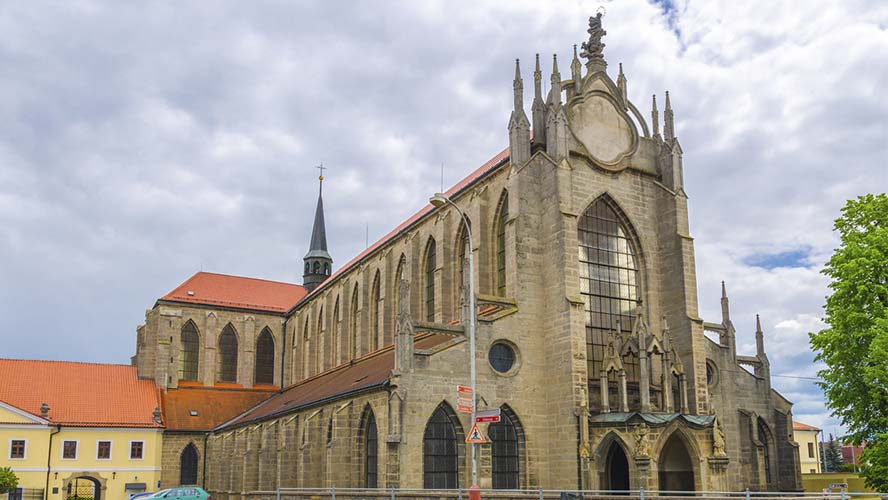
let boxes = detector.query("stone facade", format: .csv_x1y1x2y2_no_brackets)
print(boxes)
134,14,803,494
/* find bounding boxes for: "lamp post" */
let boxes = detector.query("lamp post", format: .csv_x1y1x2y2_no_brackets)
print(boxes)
429,192,478,490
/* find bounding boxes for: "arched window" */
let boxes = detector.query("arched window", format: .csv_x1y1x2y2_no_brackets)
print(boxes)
578,197,640,380
180,443,199,485
456,218,471,314
316,307,325,373
423,404,459,489
393,254,407,317
217,324,238,383
489,408,521,489
350,284,360,359
302,316,311,379
371,271,381,351
254,328,275,385
758,419,773,486
495,191,509,297
425,238,437,322
362,408,378,488
313,261,320,274
179,321,200,381
331,296,340,367
324,263,330,275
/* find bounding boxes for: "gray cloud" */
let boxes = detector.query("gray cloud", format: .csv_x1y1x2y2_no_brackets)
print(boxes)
1,0,886,433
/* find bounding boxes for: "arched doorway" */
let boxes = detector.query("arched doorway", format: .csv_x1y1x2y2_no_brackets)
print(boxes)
604,442,630,491
658,434,694,491
180,443,199,485
68,477,101,500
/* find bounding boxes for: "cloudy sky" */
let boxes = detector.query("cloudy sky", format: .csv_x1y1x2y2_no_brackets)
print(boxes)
1,1,886,433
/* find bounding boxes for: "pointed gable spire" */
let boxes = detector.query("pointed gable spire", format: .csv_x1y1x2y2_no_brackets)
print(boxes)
548,54,562,106
571,44,583,89
509,58,531,165
617,62,627,105
531,53,547,146
755,314,765,357
720,281,731,324
651,94,661,140
664,90,675,141
513,58,524,112
303,168,333,292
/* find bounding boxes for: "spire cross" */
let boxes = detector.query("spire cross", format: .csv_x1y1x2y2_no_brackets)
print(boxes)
316,163,326,194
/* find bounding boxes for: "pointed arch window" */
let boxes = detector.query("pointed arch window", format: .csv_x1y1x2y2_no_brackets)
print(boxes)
217,324,238,383
393,254,407,317
316,307,325,373
331,296,340,367
495,191,509,297
254,327,275,385
578,198,640,380
423,405,458,489
350,284,360,359
425,238,437,322
179,321,200,381
371,271,381,351
758,419,773,485
180,443,199,485
490,409,520,489
302,316,311,379
456,218,471,314
362,408,378,488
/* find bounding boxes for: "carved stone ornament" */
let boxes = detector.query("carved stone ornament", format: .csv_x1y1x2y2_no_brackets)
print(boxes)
567,91,638,169
712,418,727,457
634,424,651,458
580,13,606,63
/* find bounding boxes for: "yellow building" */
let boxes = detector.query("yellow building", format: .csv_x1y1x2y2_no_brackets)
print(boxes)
794,420,822,474
0,360,163,500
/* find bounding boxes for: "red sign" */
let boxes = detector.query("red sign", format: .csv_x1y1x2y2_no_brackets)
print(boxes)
457,385,474,413
475,415,500,423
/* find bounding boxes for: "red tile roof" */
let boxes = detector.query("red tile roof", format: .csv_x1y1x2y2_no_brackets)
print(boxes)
299,147,510,303
793,420,821,432
162,386,278,431
0,359,162,427
160,272,307,313
221,333,458,429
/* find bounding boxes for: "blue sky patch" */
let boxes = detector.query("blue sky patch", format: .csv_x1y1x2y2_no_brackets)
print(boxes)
744,248,811,269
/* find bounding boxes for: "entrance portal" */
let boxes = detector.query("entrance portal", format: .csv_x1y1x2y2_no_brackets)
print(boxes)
68,477,100,500
604,443,630,491
658,434,694,491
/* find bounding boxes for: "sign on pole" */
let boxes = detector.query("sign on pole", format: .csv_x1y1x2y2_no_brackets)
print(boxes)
457,385,474,414
475,408,501,423
465,422,488,444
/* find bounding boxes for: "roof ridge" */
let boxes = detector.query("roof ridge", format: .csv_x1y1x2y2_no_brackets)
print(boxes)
178,271,304,288
0,358,135,368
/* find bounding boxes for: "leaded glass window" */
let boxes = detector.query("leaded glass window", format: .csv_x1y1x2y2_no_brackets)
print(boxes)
578,199,640,379
371,271,381,351
425,238,437,322
423,406,458,489
364,411,378,488
331,297,340,366
254,328,275,385
179,321,199,381
490,411,519,489
351,284,359,358
217,325,238,383
496,192,509,297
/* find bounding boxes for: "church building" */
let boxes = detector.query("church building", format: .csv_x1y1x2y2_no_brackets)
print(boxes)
133,14,803,493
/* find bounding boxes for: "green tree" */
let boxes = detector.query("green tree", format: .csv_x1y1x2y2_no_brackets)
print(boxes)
810,193,888,491
823,435,844,472
0,466,19,494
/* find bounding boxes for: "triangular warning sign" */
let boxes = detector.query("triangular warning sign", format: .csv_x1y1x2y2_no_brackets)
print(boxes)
465,422,488,444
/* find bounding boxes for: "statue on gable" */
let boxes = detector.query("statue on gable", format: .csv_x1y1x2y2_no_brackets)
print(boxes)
580,12,607,63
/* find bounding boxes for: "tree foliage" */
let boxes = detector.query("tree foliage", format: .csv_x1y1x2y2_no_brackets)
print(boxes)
810,193,888,491
0,466,18,494
823,435,844,472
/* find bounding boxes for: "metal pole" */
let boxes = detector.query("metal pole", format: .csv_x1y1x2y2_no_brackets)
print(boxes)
331,486,336,500
745,488,750,500
443,196,478,489
640,487,645,500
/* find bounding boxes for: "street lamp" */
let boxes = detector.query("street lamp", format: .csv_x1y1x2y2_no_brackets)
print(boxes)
429,192,478,490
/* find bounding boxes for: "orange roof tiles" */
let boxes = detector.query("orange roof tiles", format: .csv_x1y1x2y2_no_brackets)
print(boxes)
222,333,457,429
161,272,307,313
162,386,277,431
0,359,162,427
793,420,821,432
301,147,510,302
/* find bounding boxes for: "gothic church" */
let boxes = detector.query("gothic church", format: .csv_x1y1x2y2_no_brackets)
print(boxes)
133,14,803,494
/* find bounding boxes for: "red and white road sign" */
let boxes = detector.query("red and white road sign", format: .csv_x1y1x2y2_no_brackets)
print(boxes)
457,385,474,414
475,408,501,423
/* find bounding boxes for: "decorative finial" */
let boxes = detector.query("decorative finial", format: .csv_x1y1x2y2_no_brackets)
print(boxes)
721,281,727,298
664,90,675,141
755,314,762,333
721,281,731,323
571,44,582,84
513,58,524,111
580,11,607,67
651,94,660,139
616,62,627,104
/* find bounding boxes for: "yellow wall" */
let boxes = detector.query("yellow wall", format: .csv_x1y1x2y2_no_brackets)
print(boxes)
795,428,822,474
1,413,163,500
802,472,879,499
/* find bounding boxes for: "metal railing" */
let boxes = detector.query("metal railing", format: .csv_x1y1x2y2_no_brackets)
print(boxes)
232,488,888,500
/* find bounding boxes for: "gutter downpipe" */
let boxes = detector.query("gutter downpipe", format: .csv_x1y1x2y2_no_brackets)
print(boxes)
202,432,209,489
45,424,61,500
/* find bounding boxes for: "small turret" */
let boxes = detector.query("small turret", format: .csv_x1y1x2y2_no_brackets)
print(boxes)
720,281,730,324
570,44,583,95
548,54,562,107
531,54,546,146
617,63,627,106
754,314,771,386
651,94,661,141
508,58,531,165
664,90,675,141
303,170,333,292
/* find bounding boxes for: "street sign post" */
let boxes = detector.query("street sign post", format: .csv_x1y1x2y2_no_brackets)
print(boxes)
466,422,488,444
457,385,474,414
475,408,501,423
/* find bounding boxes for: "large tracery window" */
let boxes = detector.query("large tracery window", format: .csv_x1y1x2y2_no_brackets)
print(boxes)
371,271,381,351
578,198,640,379
495,191,509,297
423,404,459,489
217,324,239,383
425,238,437,322
331,297,340,366
254,327,275,385
490,409,520,489
179,321,200,381
362,408,378,488
350,284,360,358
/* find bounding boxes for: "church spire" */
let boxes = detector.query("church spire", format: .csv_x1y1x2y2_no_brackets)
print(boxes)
303,166,333,292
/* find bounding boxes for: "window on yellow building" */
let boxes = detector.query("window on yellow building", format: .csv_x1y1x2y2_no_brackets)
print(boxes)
808,442,815,458
130,441,144,460
97,441,111,460
62,440,77,459
10,439,25,459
